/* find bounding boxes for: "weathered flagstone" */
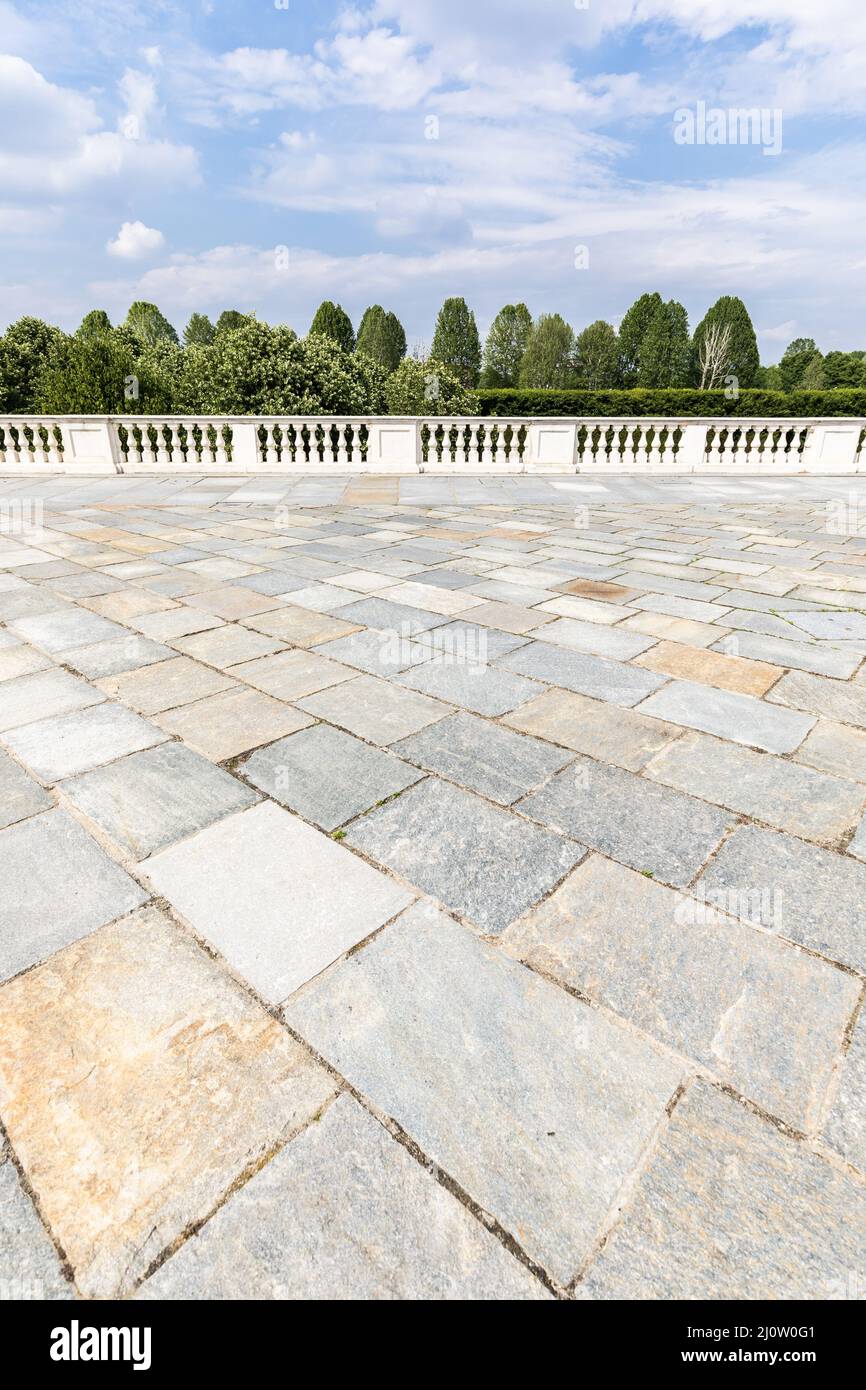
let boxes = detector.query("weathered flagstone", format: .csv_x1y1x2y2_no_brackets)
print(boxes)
61,742,259,859
498,641,666,707
4,702,168,782
413,619,528,661
767,669,866,727
97,655,237,714
130,607,225,641
518,757,732,888
0,907,336,1297
285,902,682,1285
333,595,450,634
241,604,361,646
345,779,583,932
312,628,431,676
785,609,866,641
393,711,573,805
395,659,542,717
6,608,126,653
712,630,860,679
632,592,730,624
142,801,413,1002
579,1081,866,1299
297,673,449,744
0,666,104,732
0,1150,73,1300
822,1012,866,1172
0,644,53,682
794,718,866,782
230,648,355,701
152,686,314,762
241,724,421,831
645,731,866,844
139,1094,547,1300
455,600,556,635
171,624,287,668
63,635,175,679
0,749,52,829
184,585,282,620
502,855,858,1129
0,809,147,982
634,638,778,696
696,823,866,970
846,812,866,861
503,687,680,772
636,678,815,753
526,616,655,661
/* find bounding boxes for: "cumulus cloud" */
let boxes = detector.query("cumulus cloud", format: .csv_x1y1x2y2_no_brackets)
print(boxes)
106,220,165,258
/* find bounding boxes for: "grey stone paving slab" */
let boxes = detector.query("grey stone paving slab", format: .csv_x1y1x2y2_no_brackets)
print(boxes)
4,702,168,782
503,688,680,771
414,620,529,661
0,667,104,732
0,644,53,682
498,640,666,707
637,678,815,753
393,711,573,805
345,778,583,932
242,724,422,831
579,1080,866,1299
396,659,542,716
63,635,175,679
696,823,866,970
139,1094,547,1300
0,750,52,829
0,1151,73,1300
0,809,147,982
645,731,866,844
822,1011,866,1172
767,669,866,727
785,609,866,641
631,593,729,624
7,608,126,653
518,756,733,888
142,801,413,1003
794,719,866,782
846,812,866,862
712,630,860,678
334,596,450,634
0,588,70,621
527,616,656,661
61,742,260,859
502,855,858,1130
297,673,449,744
285,902,682,1285
312,628,431,676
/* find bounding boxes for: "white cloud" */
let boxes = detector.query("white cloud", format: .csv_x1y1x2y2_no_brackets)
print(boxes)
106,220,166,259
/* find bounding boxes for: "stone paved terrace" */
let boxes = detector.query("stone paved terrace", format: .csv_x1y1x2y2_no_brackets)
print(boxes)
1,472,866,1301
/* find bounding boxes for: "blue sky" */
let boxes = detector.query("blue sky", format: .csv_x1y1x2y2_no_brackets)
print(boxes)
1,0,864,360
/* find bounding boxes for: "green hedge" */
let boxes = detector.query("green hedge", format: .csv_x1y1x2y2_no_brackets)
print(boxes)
473,388,866,418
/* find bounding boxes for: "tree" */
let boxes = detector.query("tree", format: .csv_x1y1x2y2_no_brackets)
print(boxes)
34,331,169,414
692,296,759,389
309,301,355,353
574,320,620,388
779,337,822,391
384,357,478,416
183,313,215,347
617,292,663,387
637,300,691,388
356,305,406,372
823,351,866,389
519,313,576,388
77,309,112,338
480,303,532,387
0,316,65,412
799,355,826,390
215,310,249,338
431,297,481,386
123,301,179,347
696,319,733,389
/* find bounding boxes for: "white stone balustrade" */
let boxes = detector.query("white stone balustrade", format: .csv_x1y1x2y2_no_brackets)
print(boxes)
0,415,863,475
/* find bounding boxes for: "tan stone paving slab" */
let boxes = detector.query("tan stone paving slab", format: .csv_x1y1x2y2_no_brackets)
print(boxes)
0,907,336,1297
240,605,362,646
0,644,53,682
620,610,732,648
502,687,680,772
578,1080,866,1299
285,902,683,1286
78,590,177,622
458,600,555,635
633,638,779,696
535,595,635,624
554,579,641,602
153,686,315,762
142,802,413,1003
231,648,356,701
297,672,450,745
502,855,859,1130
96,656,237,714
129,607,225,641
794,719,866,783
645,730,866,844
171,624,287,668
184,586,285,620
138,1093,548,1300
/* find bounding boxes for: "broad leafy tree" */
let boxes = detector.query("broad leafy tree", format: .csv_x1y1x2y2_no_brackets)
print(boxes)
123,301,179,347
183,313,216,347
0,316,65,412
575,320,620,388
519,313,576,388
